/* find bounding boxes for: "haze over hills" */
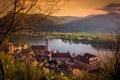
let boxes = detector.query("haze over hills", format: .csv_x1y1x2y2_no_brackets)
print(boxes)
0,13,82,32
59,16,83,23
0,13,66,32
0,12,120,33
41,12,120,32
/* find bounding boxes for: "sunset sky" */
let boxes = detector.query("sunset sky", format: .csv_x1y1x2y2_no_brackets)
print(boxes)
0,0,120,17
53,0,120,17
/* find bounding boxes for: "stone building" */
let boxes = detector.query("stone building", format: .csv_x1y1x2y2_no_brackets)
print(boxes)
74,53,100,71
3,43,27,54
31,45,48,55
31,36,50,55
50,51,72,63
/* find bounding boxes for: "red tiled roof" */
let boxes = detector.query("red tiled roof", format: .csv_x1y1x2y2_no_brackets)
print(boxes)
52,52,72,59
75,53,97,64
31,45,46,50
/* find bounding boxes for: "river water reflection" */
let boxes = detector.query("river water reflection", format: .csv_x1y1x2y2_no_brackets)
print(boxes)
30,39,108,57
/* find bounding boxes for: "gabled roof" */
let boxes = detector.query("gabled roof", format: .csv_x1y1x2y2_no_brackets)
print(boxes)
31,45,47,50
75,53,97,64
79,53,96,58
52,52,72,59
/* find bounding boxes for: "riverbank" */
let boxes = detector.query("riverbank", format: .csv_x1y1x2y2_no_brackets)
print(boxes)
9,32,113,50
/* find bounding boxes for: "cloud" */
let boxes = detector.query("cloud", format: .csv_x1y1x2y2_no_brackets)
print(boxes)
99,3,120,12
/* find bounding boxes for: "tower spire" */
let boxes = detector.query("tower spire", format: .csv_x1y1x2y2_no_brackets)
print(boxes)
45,35,50,51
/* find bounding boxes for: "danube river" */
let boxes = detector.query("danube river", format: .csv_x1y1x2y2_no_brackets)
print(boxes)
10,36,112,59
29,38,110,58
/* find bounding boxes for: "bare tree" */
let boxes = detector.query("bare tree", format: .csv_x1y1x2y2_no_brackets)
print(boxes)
0,0,68,80
0,0,68,49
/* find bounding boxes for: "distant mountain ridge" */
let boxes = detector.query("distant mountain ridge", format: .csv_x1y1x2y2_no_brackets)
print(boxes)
0,13,66,32
41,12,120,32
59,16,83,22
0,12,120,33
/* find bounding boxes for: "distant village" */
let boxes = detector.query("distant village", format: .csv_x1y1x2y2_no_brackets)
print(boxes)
2,36,101,75
18,30,48,36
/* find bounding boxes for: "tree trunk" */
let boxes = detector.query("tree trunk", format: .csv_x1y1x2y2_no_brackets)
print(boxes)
0,59,6,80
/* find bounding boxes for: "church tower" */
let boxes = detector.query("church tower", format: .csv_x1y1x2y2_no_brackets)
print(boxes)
45,36,50,51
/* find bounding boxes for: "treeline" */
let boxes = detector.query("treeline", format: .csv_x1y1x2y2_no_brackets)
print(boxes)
49,32,112,49
49,32,110,41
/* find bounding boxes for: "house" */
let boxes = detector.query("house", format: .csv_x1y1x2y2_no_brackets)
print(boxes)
74,53,100,71
31,45,48,55
3,43,27,54
31,36,50,55
50,51,72,63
